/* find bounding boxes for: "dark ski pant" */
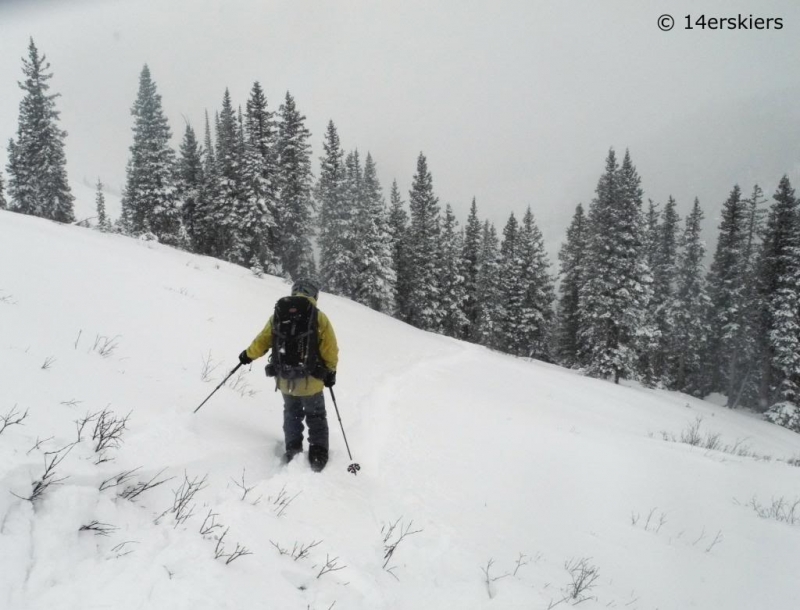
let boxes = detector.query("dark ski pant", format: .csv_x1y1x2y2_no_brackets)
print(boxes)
282,392,329,450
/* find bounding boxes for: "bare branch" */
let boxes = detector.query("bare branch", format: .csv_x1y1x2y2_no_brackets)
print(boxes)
79,521,118,537
119,468,172,501
317,554,346,579
1,405,30,435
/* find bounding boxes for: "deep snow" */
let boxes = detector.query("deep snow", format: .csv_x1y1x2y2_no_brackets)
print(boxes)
1,210,799,609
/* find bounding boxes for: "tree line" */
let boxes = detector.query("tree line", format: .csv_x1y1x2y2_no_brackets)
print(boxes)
3,40,799,431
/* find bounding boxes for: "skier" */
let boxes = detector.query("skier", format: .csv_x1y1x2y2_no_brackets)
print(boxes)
238,278,338,471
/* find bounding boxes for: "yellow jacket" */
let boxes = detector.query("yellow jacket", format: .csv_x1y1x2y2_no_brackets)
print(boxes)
245,295,339,396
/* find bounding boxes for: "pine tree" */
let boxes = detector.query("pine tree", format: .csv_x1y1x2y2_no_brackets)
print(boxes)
121,65,180,244
316,121,352,294
438,204,468,337
405,153,441,331
518,208,555,360
232,84,278,273
475,221,502,348
177,123,204,248
192,111,222,255
650,196,681,383
461,198,483,341
387,180,411,320
556,203,587,366
353,153,396,312
6,39,74,223
95,179,111,231
211,89,244,260
496,213,525,353
276,92,314,278
664,198,710,394
705,185,753,402
0,170,7,210
578,149,652,383
756,177,800,409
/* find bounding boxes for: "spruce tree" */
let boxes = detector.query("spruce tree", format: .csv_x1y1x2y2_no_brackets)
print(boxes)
405,153,441,331
438,204,468,337
192,112,222,255
212,89,243,260
0,170,7,210
497,213,525,354
95,179,110,231
241,81,278,272
475,221,502,348
578,149,652,383
650,196,681,383
705,185,752,402
177,123,204,248
757,177,800,409
353,153,396,312
316,121,352,294
276,92,315,278
6,39,74,223
518,207,555,360
461,198,483,341
387,180,411,319
664,198,710,394
121,65,181,244
556,203,587,366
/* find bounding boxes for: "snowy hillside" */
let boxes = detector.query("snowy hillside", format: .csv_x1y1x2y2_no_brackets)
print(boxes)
1,210,799,610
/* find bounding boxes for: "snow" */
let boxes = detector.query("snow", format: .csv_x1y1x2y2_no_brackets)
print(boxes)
2,209,800,610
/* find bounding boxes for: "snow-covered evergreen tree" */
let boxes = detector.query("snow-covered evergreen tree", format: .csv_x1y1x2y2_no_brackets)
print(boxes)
757,176,800,410
211,89,244,260
177,123,204,248
0,170,7,210
95,179,111,232
191,112,222,256
121,65,181,244
232,83,278,273
353,153,396,312
664,198,710,394
496,213,525,354
461,198,483,342
316,121,352,294
578,149,652,384
387,180,411,320
650,196,681,383
705,184,755,403
518,207,555,360
475,221,502,349
6,39,74,223
556,203,587,366
405,153,441,331
276,92,315,278
438,204,468,337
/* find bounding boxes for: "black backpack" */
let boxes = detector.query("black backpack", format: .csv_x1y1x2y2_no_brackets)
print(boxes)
269,296,324,386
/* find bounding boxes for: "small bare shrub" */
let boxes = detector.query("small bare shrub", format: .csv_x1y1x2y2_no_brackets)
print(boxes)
270,539,322,561
563,557,600,604
213,527,253,565
92,408,131,461
91,334,120,358
201,351,219,382
156,471,208,527
749,496,800,526
79,521,118,537
480,558,510,599
316,554,346,579
0,290,17,305
269,484,301,517
12,444,74,502
41,356,56,370
231,469,261,504
119,468,172,501
381,518,422,578
0,405,29,435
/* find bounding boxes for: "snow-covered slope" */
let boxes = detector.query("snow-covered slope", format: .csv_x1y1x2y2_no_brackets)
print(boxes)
1,210,799,610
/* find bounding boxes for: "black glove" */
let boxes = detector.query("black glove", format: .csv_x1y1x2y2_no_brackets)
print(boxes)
324,369,336,388
239,350,253,365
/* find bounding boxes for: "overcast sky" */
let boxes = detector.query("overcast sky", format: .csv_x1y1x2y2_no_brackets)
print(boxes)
2,0,800,258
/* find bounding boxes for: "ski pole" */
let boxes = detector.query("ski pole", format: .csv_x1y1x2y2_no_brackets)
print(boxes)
194,362,242,413
328,387,360,475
